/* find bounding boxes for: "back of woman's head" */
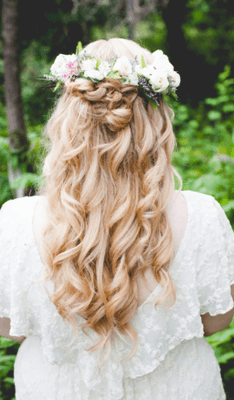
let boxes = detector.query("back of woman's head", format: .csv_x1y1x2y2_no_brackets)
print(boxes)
35,38,182,369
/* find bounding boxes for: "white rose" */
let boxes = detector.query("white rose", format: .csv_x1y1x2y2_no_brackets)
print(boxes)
152,49,164,60
113,56,132,77
81,58,97,70
169,71,181,88
84,69,104,80
50,54,70,80
152,50,174,75
149,70,169,92
98,61,112,77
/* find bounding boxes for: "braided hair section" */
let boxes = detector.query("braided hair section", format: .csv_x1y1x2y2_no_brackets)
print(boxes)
64,78,138,133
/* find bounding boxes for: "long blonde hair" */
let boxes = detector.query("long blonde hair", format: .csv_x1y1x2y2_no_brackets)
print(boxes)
33,38,182,369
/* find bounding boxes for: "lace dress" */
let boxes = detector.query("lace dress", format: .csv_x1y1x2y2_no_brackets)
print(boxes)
0,190,234,400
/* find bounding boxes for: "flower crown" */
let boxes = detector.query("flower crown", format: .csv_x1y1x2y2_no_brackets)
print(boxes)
44,42,181,110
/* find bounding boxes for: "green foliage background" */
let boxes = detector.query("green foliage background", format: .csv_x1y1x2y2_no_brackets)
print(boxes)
0,3,234,399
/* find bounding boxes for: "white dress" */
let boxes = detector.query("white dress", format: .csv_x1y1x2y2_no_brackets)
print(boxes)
0,190,234,400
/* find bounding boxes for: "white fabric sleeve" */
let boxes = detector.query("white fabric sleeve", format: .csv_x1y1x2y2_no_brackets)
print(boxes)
197,196,234,316
0,200,33,337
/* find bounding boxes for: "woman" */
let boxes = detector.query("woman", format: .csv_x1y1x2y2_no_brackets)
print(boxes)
0,38,234,400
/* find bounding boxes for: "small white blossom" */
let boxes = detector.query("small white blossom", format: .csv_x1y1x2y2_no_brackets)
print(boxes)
48,45,180,95
80,58,97,71
84,68,104,80
98,61,112,77
126,73,139,86
113,56,132,77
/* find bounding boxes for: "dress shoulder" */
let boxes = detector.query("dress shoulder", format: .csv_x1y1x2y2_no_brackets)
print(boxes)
185,191,234,316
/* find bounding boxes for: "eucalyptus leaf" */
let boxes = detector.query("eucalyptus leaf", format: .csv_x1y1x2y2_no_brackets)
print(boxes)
76,41,83,56
141,55,146,69
53,80,61,92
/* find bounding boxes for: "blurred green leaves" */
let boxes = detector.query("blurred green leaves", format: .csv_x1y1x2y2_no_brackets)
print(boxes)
170,64,234,226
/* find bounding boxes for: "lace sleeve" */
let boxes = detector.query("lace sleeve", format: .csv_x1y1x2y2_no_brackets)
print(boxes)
196,196,234,316
0,200,34,337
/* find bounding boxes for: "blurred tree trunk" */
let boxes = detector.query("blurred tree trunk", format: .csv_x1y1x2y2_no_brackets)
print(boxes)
2,0,30,198
127,0,154,40
127,0,138,40
126,0,167,41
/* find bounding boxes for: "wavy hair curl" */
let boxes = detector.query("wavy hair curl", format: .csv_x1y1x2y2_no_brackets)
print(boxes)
32,38,182,369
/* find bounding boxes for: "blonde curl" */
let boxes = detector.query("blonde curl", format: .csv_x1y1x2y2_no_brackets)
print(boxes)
65,77,138,132
32,38,182,371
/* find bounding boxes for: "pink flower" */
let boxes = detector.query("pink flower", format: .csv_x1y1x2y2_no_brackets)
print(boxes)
66,60,78,75
51,54,78,82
